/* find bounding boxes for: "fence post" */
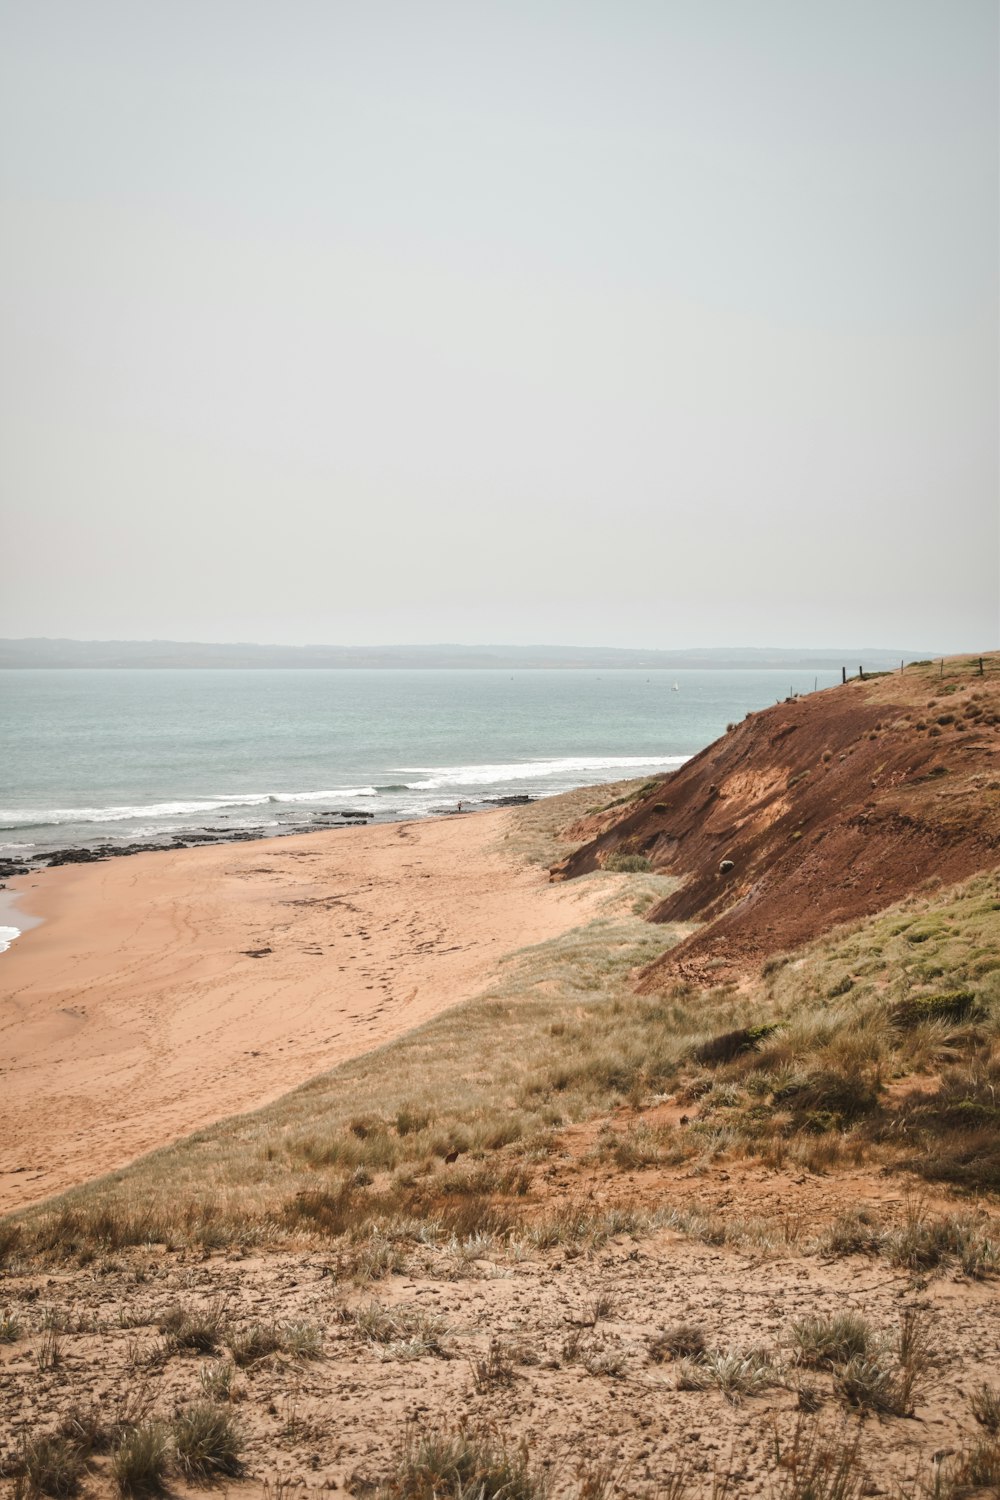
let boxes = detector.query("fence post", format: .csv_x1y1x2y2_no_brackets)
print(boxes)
859,665,864,681
842,667,846,685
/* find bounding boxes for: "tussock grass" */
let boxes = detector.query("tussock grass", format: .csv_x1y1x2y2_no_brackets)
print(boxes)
157,1300,228,1354
172,1403,244,1480
497,777,653,867
110,1423,170,1498
790,1313,874,1369
5,897,683,1260
770,1419,869,1500
12,1435,87,1499
0,1308,22,1342
971,1381,1000,1433
229,1319,322,1366
380,1427,545,1500
352,1300,450,1360
674,1346,781,1403
833,1309,930,1417
4,802,1000,1276
647,1323,706,1363
469,1338,515,1392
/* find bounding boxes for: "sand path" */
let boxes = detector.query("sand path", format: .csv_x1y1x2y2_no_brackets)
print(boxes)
0,813,598,1214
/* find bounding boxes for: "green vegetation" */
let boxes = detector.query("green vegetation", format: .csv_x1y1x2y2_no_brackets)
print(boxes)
3,832,1000,1270
379,1429,543,1500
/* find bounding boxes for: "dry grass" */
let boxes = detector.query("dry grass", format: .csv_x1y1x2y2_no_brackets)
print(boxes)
378,1427,544,1500
3,805,1000,1309
171,1403,244,1480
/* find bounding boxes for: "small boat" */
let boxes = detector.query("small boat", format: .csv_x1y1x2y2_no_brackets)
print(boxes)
672,681,680,691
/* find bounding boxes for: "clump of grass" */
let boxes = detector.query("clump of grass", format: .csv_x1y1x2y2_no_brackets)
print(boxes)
172,1403,244,1480
381,1427,544,1500
13,1435,87,1498
198,1359,238,1402
158,1300,228,1354
952,1435,1000,1489
790,1313,874,1369
55,1405,111,1456
0,1220,23,1268
770,1418,869,1500
0,1308,22,1342
229,1319,321,1366
880,1205,997,1273
674,1347,780,1404
694,1025,779,1066
813,1210,881,1258
604,851,652,874
110,1423,170,1498
834,1309,929,1418
647,1324,706,1363
970,1382,1000,1433
35,1330,62,1372
352,1300,450,1360
469,1338,515,1392
889,990,979,1027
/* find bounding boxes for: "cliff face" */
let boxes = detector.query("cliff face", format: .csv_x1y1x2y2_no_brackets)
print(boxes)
550,658,1000,986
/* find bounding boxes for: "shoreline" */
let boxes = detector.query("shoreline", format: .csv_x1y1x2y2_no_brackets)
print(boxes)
0,884,42,953
0,809,605,1216
0,794,538,879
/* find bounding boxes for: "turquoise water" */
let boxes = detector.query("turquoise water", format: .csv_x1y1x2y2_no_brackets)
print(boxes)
0,668,838,859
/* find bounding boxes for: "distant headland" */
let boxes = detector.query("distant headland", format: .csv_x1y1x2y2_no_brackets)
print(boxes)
0,639,930,670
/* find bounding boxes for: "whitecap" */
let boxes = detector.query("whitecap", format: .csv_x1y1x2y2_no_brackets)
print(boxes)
395,754,688,791
0,787,378,830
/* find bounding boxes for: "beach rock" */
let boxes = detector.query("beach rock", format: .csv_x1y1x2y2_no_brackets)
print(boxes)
0,861,31,877
339,810,375,818
484,795,535,806
719,859,735,873
45,848,109,867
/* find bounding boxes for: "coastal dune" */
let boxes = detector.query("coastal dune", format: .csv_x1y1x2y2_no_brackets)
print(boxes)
0,811,600,1214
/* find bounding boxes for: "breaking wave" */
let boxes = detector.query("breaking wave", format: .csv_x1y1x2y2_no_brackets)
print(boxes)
396,754,688,791
0,787,378,831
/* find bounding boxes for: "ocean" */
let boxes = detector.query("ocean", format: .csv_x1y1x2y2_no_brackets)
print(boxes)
0,667,838,868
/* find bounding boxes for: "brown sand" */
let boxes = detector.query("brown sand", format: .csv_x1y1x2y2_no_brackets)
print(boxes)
0,813,602,1214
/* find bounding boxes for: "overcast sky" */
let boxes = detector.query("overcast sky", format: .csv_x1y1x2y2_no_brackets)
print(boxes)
1,1,996,651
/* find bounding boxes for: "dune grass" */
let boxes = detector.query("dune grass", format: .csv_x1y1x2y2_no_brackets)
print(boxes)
3,780,1000,1268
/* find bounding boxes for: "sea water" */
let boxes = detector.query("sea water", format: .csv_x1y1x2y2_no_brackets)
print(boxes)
0,667,838,861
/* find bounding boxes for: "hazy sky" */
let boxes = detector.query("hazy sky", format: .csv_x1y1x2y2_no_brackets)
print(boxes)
1,1,997,650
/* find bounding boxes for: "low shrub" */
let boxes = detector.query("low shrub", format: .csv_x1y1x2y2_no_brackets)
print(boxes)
694,1025,779,1066
890,990,979,1028
604,851,652,874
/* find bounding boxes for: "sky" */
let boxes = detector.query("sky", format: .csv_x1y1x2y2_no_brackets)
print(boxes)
1,1,997,652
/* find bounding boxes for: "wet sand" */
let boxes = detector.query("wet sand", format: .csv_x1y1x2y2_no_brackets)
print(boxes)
0,813,600,1214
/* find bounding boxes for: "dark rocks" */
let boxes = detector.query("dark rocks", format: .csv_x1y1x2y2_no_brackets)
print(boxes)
45,847,110,867
483,795,535,806
0,860,31,877
719,859,735,873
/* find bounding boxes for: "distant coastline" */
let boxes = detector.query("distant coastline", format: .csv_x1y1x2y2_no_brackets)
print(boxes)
0,639,929,671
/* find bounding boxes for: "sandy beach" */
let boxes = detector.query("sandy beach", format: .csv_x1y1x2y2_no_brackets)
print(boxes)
0,812,601,1215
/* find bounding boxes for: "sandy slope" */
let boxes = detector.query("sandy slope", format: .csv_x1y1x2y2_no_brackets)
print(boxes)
0,813,601,1214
